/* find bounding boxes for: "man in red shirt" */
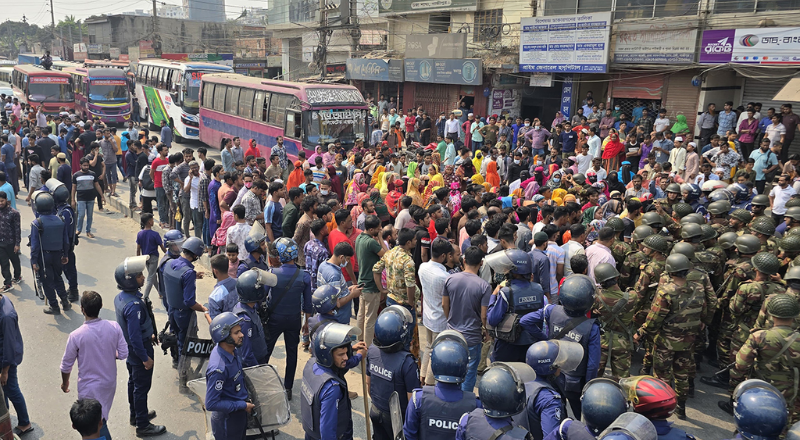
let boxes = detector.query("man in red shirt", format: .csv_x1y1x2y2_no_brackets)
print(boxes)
244,138,260,159
150,143,170,228
328,209,358,285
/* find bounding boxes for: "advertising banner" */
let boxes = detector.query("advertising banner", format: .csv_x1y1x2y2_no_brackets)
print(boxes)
162,53,234,67
520,12,611,73
700,27,800,64
405,33,467,59
378,0,477,15
614,21,697,64
404,58,482,86
345,58,404,82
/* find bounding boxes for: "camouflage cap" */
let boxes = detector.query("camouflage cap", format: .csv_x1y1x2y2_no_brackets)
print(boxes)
642,212,664,228
767,294,800,319
785,266,800,282
735,234,762,254
785,206,800,222
673,203,694,219
594,263,620,283
751,252,781,276
731,209,753,223
606,217,625,233
643,234,669,254
780,235,800,253
671,242,697,261
708,200,732,215
750,217,777,236
718,232,738,250
751,194,770,207
632,225,653,242
701,224,718,241
680,223,703,240
665,254,691,273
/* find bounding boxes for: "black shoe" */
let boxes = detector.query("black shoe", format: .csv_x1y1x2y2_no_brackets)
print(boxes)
707,358,721,369
135,423,166,437
688,381,695,399
172,358,178,369
11,276,22,284
61,299,72,311
700,374,729,389
675,403,686,420
131,411,158,426
68,289,79,302
718,400,734,415
1,285,11,292
43,306,61,315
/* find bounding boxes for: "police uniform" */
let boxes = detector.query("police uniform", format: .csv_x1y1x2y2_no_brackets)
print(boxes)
487,279,545,362
513,378,564,440
367,343,420,440
236,254,268,277
300,353,363,440
163,256,200,355
456,409,529,440
114,288,156,429
404,382,480,440
157,250,180,312
651,419,695,440
542,419,596,440
54,200,78,299
205,344,249,440
233,301,269,367
30,210,70,309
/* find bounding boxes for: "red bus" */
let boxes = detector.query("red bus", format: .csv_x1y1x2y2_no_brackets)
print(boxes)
10,64,74,114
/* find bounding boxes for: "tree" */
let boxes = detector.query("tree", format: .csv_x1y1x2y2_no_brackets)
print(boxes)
0,21,43,58
55,15,87,42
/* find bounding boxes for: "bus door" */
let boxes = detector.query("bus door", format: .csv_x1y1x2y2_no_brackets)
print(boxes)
285,110,302,141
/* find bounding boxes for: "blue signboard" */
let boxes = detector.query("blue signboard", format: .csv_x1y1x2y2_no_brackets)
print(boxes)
404,58,482,86
519,13,611,73
346,59,404,82
560,75,573,118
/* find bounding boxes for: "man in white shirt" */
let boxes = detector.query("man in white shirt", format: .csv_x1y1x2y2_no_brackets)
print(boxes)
589,157,607,182
654,109,670,133
561,224,587,277
770,174,796,222
575,143,593,174
668,136,687,175
587,127,602,159
445,112,460,141
418,237,452,385
766,115,787,148
694,163,720,186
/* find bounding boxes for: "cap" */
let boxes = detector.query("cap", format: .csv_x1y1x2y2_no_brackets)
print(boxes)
56,152,66,159
581,128,589,134
688,142,697,148
468,113,474,117
534,232,549,245
533,195,545,202
675,136,684,142
610,190,622,198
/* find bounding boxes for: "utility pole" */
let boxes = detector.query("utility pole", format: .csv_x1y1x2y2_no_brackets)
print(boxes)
318,0,326,79
50,0,56,53
59,27,64,58
152,0,162,57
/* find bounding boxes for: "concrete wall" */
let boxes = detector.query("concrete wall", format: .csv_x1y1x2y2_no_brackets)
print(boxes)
88,15,234,54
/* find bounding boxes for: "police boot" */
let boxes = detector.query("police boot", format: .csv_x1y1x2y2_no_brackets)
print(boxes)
699,370,729,389
688,379,695,398
707,358,721,369
61,297,72,311
135,423,166,437
68,288,79,303
675,401,687,420
43,305,61,315
718,398,734,415
131,410,157,426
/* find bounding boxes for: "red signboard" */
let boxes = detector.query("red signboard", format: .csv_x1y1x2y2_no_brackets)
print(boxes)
325,64,347,74
92,80,127,86
119,54,129,61
190,71,205,80
30,76,70,84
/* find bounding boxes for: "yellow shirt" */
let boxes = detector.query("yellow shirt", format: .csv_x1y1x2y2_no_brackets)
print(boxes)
114,135,123,155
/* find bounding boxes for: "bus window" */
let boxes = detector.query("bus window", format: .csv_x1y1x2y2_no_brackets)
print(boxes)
159,68,166,88
253,91,265,122
285,111,301,139
213,84,226,112
225,86,239,116
238,88,254,119
202,83,215,108
268,94,287,127
166,69,173,91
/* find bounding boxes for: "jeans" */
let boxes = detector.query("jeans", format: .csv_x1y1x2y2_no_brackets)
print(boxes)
180,197,192,238
126,347,154,429
0,243,21,286
99,419,112,440
356,291,381,347
463,344,482,392
369,405,394,440
6,167,18,195
155,188,168,225
116,155,125,176
533,148,545,157
472,141,483,154
129,177,139,209
142,253,159,300
191,208,203,238
756,180,767,195
76,200,95,234
142,196,154,214
3,365,29,426
422,327,440,385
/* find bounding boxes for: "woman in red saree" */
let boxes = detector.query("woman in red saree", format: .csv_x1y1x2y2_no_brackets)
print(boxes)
602,133,625,174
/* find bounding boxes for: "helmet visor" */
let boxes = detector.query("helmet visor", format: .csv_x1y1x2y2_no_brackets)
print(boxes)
45,178,64,193
433,330,468,351
252,268,279,288
733,379,784,402
554,340,585,372
483,252,516,275
386,304,413,325
598,413,658,440
123,255,149,276
494,362,536,385
318,323,362,350
249,222,267,240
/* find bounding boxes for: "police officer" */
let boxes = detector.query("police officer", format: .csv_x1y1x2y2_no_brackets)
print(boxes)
264,238,312,399
367,305,420,440
486,249,545,363
156,229,184,368
237,234,268,277
44,178,79,302
620,376,695,439
520,274,601,420
592,264,638,380
205,312,255,440
518,340,583,440
404,331,481,440
683,184,706,216
581,378,628,436
30,191,71,315
163,237,208,361
455,363,534,440
722,380,787,440
113,256,166,437
308,285,342,341
233,269,274,368
301,323,367,440
594,413,658,440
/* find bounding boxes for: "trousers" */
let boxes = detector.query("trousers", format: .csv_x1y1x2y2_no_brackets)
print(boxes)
180,197,193,238
654,345,694,402
265,314,301,390
155,188,168,225
126,347,154,429
2,365,29,427
369,405,394,440
76,200,95,234
356,291,381,347
169,308,194,356
0,243,21,286
421,327,439,386
41,251,67,307
142,253,159,300
129,177,139,210
63,249,77,290
211,409,247,440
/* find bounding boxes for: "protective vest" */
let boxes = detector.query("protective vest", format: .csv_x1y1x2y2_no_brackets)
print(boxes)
241,256,268,272
37,215,64,252
659,280,704,340
163,260,191,311
489,281,543,345
232,302,269,363
157,253,178,302
367,344,414,413
463,408,531,440
417,386,477,440
56,204,75,242
301,360,351,440
512,380,562,440
547,306,595,392
115,292,153,349
659,426,692,440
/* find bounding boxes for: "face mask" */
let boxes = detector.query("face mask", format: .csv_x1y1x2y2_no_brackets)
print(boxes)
339,259,349,268
524,123,530,127
615,107,620,111
514,159,521,165
553,178,561,184
535,126,541,130
320,189,329,196
245,182,252,188
2,130,7,135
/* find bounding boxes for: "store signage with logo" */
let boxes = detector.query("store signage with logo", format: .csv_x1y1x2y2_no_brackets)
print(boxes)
267,56,282,68
235,62,266,68
404,58,482,86
614,21,697,64
520,12,611,73
87,44,105,54
345,59,404,82
405,33,467,59
325,63,347,74
378,0,476,16
700,27,800,64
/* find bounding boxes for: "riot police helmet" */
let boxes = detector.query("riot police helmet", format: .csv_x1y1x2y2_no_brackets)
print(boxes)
430,330,470,384
209,312,243,344
182,237,205,258
558,275,596,317
373,305,414,351
312,323,361,369
32,191,55,214
115,255,149,292
244,234,266,254
478,363,535,418
236,268,277,303
525,340,584,377
597,413,658,440
733,381,788,440
311,285,340,315
44,178,70,205
581,378,629,436
275,237,299,263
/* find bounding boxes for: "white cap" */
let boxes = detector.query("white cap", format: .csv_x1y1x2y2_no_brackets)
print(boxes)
675,136,684,142
468,113,474,117
688,142,696,147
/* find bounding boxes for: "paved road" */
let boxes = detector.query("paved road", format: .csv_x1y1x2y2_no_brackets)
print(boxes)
3,138,739,439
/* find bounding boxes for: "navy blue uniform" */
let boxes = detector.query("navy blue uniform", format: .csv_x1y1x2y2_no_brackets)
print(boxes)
487,280,546,363
232,302,268,368
652,419,695,440
163,256,199,355
265,264,313,391
542,419,595,440
115,289,155,429
366,344,420,440
404,382,480,440
30,213,69,307
205,345,249,440
156,251,179,312
456,408,527,440
513,379,564,440
55,203,78,293
236,255,268,277
301,354,363,440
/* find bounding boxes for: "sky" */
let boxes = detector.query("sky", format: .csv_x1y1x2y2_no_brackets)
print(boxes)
6,0,262,27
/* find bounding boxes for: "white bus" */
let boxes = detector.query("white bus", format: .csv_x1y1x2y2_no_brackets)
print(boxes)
0,66,12,91
131,59,232,142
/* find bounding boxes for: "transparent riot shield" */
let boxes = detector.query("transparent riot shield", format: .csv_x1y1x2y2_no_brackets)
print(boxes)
178,313,211,389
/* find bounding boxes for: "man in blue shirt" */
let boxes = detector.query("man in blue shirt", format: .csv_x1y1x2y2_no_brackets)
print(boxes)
528,232,552,296
717,101,737,136
204,254,238,322
559,122,577,160
264,181,285,242
159,119,173,148
317,242,363,325
750,138,780,194
0,292,30,436
0,135,16,196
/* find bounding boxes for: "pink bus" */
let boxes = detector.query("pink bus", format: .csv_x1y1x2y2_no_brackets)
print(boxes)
198,73,368,159
63,66,132,124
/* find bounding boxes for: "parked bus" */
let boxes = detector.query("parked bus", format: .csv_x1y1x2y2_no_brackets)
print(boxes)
84,59,129,71
0,67,12,87
198,73,368,159
51,61,82,71
64,67,131,124
10,64,74,114
132,59,232,141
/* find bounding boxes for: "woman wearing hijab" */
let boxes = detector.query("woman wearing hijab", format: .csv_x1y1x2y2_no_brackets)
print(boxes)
443,165,457,190
618,162,634,186
345,172,366,207
370,165,385,187
386,179,404,217
551,111,566,130
424,164,444,199
472,151,484,175
449,182,462,215
308,145,322,164
431,152,441,168
602,132,625,173
546,170,564,190
379,171,393,197
406,161,419,179
671,114,689,137
407,177,425,207
370,188,391,224
606,172,626,195
485,161,501,189
327,165,344,202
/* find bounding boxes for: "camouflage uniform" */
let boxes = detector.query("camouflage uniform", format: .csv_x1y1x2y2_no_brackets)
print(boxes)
716,257,756,364
686,267,718,370
753,287,800,331
710,220,733,236
593,285,639,380
638,274,710,402
619,250,647,288
761,238,780,256
633,258,666,372
611,239,633,271
729,280,787,361
704,245,728,289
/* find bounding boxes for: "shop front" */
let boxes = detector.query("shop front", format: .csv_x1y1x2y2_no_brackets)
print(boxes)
345,58,405,110
403,58,485,119
234,61,267,77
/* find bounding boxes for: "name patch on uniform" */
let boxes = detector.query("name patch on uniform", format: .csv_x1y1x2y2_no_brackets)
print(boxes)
369,363,393,380
302,381,315,405
428,419,459,430
519,296,539,303
215,380,224,391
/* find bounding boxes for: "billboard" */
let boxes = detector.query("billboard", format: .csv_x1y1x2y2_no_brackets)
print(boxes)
700,27,800,64
520,12,611,73
346,58,404,82
378,0,477,16
405,33,467,59
613,21,697,64
161,53,234,67
404,58,482,86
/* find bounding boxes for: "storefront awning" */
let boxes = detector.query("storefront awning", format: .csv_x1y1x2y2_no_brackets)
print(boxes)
773,78,800,102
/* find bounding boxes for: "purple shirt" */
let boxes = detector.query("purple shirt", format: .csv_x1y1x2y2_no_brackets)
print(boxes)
524,128,551,150
60,319,128,420
638,143,653,169
136,229,163,257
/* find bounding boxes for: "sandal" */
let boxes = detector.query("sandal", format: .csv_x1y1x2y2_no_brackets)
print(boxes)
13,426,33,436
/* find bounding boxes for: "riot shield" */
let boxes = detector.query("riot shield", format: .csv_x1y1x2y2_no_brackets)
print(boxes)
389,391,404,440
178,312,209,389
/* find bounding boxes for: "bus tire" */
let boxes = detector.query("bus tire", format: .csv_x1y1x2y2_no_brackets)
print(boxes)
175,133,184,144
148,112,157,131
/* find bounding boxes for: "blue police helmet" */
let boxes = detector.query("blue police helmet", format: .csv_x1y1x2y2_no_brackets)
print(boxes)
236,269,269,303
275,237,299,263
373,305,414,351
209,312,243,344
597,434,635,440
115,256,149,292
684,183,701,203
597,413,658,440
244,235,266,254
182,237,204,258
559,274,596,317
787,420,800,440
44,178,70,205
734,385,787,440
163,229,185,248
478,362,535,418
312,285,339,315
430,330,470,384
506,249,532,275
312,323,361,368
526,340,584,377
581,378,629,436
32,191,55,214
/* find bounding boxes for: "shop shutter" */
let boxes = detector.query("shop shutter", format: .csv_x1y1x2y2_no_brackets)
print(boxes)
610,74,664,99
662,71,700,136
414,83,460,118
743,78,790,116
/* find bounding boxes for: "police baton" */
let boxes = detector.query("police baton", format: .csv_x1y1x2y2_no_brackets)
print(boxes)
361,356,372,440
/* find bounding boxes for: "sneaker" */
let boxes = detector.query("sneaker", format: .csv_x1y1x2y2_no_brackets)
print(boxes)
11,276,21,284
1,285,11,292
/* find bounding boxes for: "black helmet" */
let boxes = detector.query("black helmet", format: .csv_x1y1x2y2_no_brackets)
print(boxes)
671,242,696,261
708,200,732,215
731,209,753,224
680,223,703,240
767,294,800,319
708,188,733,203
786,266,800,282
666,183,681,194
672,203,693,219
718,232,738,250
44,178,70,205
780,236,800,254
573,174,586,185
32,191,55,214
701,224,718,242
606,217,625,233
478,363,535,418
751,194,770,207
559,275,596,317
642,234,669,254
751,252,781,276
594,263,619,284
785,207,800,222
736,235,762,255
750,217,777,236
682,213,706,225
631,225,653,242
665,254,691,273
642,212,663,228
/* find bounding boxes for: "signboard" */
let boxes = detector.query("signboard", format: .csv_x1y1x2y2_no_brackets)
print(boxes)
614,21,697,64
87,44,104,54
119,54,129,62
139,40,155,58
345,58,404,82
73,52,88,61
560,75,573,118
305,88,365,105
520,12,611,73
73,43,87,52
109,47,121,59
235,62,266,68
267,56,282,68
313,109,365,126
405,33,467,59
530,73,553,87
325,63,347,75
92,80,127,86
490,89,519,114
404,58,482,86
700,27,800,64
30,76,70,84
378,0,477,15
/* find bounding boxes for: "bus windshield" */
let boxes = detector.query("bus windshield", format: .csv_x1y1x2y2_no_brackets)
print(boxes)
306,109,366,146
183,71,206,113
29,77,73,102
88,79,128,104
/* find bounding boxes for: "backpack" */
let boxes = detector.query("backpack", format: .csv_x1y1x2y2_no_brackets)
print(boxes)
141,165,155,191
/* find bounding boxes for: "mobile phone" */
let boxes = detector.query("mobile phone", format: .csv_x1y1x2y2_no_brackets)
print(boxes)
357,283,365,288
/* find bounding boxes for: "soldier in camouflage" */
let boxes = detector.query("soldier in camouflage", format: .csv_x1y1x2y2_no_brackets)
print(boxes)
606,217,632,271
779,235,800,278
633,234,669,375
619,225,652,287
751,194,770,222
708,200,733,236
717,232,739,262
705,231,740,366
751,217,779,255
634,253,711,420
730,209,753,236
592,263,639,380
642,211,665,236
753,266,800,332
701,224,727,289
680,223,705,256
666,202,694,241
